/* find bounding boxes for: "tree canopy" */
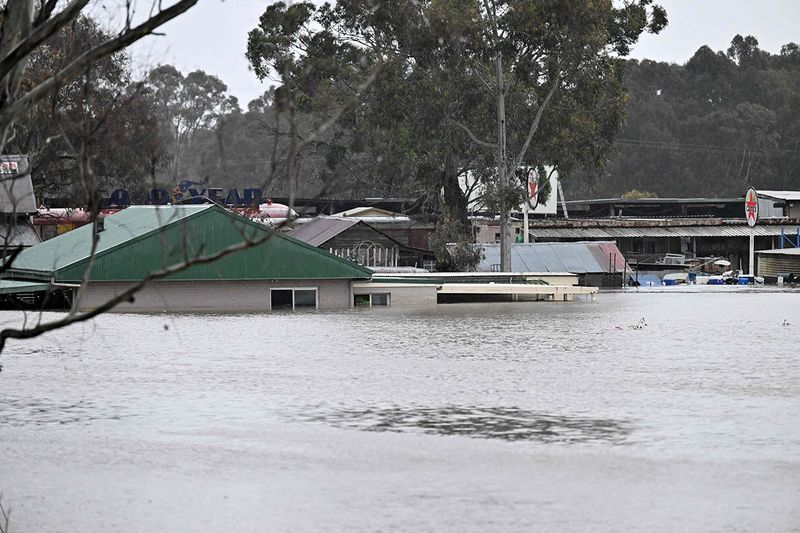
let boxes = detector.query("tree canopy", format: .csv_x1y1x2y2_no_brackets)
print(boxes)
565,35,800,199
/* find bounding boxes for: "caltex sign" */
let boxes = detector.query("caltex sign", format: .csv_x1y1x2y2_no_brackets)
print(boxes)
745,187,758,227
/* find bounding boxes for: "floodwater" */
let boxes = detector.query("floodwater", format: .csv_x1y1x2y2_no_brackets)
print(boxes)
0,291,799,532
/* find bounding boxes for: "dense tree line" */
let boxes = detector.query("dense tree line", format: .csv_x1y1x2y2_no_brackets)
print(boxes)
8,2,665,209
565,36,800,199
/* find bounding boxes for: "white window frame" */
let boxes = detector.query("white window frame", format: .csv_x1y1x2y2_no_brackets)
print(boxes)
270,287,319,310
353,292,391,307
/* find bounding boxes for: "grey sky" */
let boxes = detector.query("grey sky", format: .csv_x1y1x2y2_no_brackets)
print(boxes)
129,0,800,107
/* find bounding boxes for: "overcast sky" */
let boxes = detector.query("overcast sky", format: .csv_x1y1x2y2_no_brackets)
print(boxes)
129,0,800,107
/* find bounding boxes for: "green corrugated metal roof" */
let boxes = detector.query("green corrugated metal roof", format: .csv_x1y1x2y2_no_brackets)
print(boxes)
0,280,51,294
5,205,373,282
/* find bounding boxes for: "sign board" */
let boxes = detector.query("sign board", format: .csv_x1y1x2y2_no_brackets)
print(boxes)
522,168,557,215
526,169,539,209
0,161,19,174
745,187,758,227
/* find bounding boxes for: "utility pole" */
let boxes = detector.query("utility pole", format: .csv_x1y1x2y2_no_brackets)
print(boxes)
496,51,511,272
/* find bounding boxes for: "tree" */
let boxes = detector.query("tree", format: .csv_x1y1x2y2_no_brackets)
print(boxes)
0,0,203,349
5,15,168,202
146,65,239,182
0,0,198,149
0,1,383,354
565,35,800,199
245,0,666,270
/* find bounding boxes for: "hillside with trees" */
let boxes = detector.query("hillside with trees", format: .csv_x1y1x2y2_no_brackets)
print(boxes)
564,35,800,200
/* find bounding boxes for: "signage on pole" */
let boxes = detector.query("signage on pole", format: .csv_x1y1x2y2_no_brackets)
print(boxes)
527,168,539,209
745,187,758,227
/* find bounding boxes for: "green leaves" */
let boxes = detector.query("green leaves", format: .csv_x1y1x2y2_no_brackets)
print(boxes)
246,1,316,80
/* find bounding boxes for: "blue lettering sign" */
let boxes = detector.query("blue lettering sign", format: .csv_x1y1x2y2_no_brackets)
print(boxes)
149,188,170,205
110,185,264,207
110,189,130,206
243,188,262,205
225,189,243,205
207,188,224,204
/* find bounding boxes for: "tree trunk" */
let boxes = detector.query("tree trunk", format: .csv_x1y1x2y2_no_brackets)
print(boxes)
441,149,469,232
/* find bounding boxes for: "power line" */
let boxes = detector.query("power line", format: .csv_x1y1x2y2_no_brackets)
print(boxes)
614,138,800,159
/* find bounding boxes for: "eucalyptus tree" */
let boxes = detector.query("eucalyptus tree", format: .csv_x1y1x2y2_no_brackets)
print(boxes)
5,15,168,201
146,65,239,182
0,0,198,149
431,0,667,270
246,0,666,270
0,0,203,350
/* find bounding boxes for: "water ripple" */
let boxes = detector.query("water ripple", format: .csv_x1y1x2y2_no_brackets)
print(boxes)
302,405,633,444
0,397,128,426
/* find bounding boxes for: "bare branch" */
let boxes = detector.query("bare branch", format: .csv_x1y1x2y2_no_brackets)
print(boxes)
0,0,91,84
0,219,281,352
0,0,199,133
449,118,498,149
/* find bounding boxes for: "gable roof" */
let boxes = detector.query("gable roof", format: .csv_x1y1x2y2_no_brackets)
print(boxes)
6,205,372,282
332,206,402,217
289,216,360,247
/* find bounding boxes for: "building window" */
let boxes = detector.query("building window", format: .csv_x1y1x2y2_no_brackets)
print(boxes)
270,288,318,310
353,293,391,307
294,289,317,307
371,293,389,306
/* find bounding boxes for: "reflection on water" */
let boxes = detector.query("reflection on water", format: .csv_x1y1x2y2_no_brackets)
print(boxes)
305,406,632,444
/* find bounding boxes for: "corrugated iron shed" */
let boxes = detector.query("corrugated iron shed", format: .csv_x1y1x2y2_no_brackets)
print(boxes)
5,205,372,282
289,216,360,246
758,191,800,202
479,242,627,274
756,248,800,256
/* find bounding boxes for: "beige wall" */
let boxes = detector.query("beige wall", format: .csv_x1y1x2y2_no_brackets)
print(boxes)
79,279,354,313
353,282,438,307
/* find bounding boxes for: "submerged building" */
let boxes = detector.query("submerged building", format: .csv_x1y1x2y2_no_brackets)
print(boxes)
3,205,373,312
288,215,436,269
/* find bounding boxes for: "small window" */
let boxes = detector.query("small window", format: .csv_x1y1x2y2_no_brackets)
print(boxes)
371,293,389,306
354,294,371,307
271,289,293,310
270,288,318,310
353,293,390,307
294,289,317,307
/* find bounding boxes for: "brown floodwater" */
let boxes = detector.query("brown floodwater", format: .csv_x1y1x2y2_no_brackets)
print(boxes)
0,291,798,531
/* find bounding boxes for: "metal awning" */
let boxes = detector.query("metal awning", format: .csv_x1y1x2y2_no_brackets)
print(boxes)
527,225,792,239
0,280,51,294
